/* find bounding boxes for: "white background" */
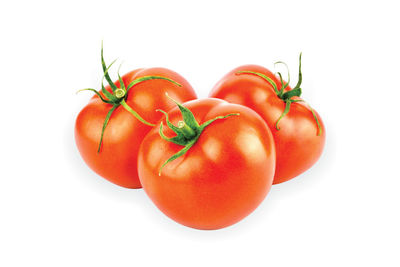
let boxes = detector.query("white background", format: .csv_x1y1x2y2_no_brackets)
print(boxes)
1,0,399,266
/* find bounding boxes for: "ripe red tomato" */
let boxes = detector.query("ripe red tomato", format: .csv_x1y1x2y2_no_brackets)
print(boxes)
75,50,196,189
209,55,325,184
138,98,275,229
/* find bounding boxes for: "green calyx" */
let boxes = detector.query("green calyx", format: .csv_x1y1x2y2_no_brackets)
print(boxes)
77,43,182,152
236,53,322,136
157,94,239,176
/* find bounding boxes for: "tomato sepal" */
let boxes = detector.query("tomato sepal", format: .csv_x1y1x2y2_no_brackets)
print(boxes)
157,94,239,175
77,44,184,152
235,53,322,136
97,104,118,152
76,88,113,104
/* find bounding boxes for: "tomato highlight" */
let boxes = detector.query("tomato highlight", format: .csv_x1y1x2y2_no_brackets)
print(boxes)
75,45,197,188
210,54,325,184
138,98,276,229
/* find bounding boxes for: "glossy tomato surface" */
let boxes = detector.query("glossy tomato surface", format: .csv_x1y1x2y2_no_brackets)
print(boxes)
210,65,325,184
138,98,275,230
75,68,196,188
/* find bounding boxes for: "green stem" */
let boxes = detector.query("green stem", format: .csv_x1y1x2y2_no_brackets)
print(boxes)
274,60,291,87
235,53,322,136
275,100,291,130
157,95,240,175
282,87,301,100
101,80,118,103
276,72,286,97
101,42,118,92
120,100,155,127
158,139,197,176
292,52,303,90
98,105,118,152
114,88,126,99
77,44,183,153
76,88,113,104
236,70,279,94
305,102,322,136
177,121,196,139
127,76,182,92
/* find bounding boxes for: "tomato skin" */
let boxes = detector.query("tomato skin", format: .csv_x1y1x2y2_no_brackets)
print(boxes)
209,65,325,184
138,98,275,230
75,68,197,188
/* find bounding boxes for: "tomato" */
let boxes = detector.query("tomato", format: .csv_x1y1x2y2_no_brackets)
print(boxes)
138,97,275,230
209,55,325,184
75,48,197,188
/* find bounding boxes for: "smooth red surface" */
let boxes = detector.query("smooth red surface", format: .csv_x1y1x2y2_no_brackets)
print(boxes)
138,98,275,229
209,65,325,184
75,68,197,188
